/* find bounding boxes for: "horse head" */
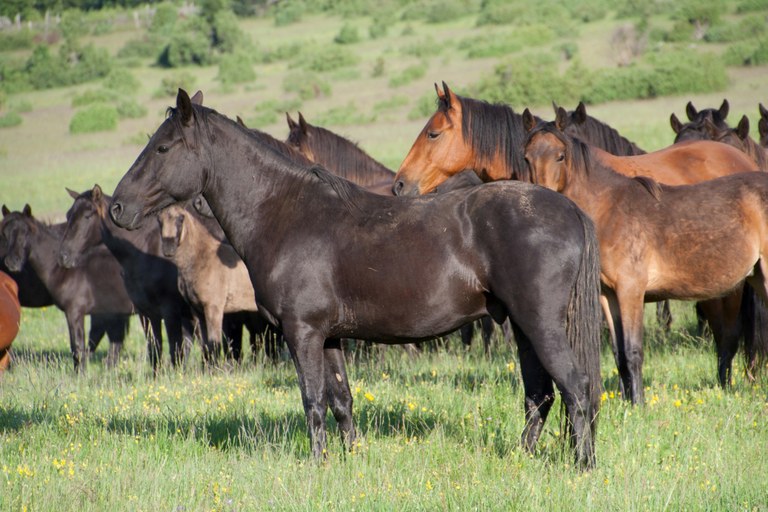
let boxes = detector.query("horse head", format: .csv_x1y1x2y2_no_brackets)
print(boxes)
157,205,186,258
59,185,110,268
1,205,34,273
111,89,207,230
523,107,573,193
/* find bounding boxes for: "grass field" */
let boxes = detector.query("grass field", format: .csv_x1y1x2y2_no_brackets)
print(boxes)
2,6,768,511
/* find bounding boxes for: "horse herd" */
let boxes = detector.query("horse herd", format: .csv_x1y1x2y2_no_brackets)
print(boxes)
3,84,768,470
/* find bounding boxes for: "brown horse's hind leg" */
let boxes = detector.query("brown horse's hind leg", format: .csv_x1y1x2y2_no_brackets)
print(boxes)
698,293,742,388
323,338,356,450
613,287,646,405
0,348,10,371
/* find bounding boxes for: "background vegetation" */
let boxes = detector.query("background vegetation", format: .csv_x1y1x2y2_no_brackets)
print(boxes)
1,0,767,510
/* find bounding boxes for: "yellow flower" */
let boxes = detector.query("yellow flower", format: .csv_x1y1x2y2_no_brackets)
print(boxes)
506,361,515,372
364,392,375,402
426,480,433,491
673,399,682,408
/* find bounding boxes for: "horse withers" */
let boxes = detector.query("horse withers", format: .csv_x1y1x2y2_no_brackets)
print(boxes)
108,90,603,469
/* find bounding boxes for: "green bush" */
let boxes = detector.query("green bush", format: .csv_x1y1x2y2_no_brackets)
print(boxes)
407,93,438,121
24,46,70,89
150,2,179,34
153,72,198,98
290,44,358,72
9,100,32,113
247,97,303,128
371,57,385,77
212,10,251,54
158,17,213,67
69,104,119,134
102,68,140,95
723,38,768,66
388,64,426,88
0,112,22,129
117,100,148,119
313,102,375,126
705,15,767,43
217,52,256,85
273,0,304,26
401,36,443,58
0,29,34,51
334,23,360,45
0,56,29,94
282,71,331,100
72,89,116,108
373,95,409,113
118,34,168,60
737,0,768,13
424,0,471,23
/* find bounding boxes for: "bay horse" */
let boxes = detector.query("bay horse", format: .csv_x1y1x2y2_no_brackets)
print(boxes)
669,99,731,143
0,270,20,372
393,84,756,194
285,112,395,195
1,205,135,371
759,103,768,149
0,212,130,356
109,89,603,468
712,115,768,170
58,186,194,373
522,107,768,405
158,205,281,364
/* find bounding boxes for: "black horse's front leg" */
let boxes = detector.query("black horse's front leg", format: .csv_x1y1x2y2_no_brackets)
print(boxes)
286,327,330,459
66,310,87,374
515,328,555,454
323,338,356,450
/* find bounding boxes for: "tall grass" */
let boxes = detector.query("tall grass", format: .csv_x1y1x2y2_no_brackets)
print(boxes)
1,303,767,510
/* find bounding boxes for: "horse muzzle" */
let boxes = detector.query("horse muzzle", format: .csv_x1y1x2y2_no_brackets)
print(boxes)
110,201,143,230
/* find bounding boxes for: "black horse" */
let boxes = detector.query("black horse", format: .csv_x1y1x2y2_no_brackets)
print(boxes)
0,205,134,370
109,90,603,468
58,186,194,373
0,209,129,355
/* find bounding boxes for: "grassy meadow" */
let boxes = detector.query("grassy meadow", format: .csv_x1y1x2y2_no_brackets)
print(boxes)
2,4,768,511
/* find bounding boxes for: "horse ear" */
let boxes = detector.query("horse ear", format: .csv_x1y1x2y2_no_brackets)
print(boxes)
760,103,768,119
298,112,308,134
1,205,9,217
670,113,682,134
522,109,537,133
736,115,750,140
236,115,246,128
92,184,103,202
66,187,79,200
719,99,729,120
176,88,193,126
190,90,204,106
759,117,768,139
286,112,297,130
442,81,456,110
22,204,31,217
574,102,587,124
686,101,698,121
555,107,569,132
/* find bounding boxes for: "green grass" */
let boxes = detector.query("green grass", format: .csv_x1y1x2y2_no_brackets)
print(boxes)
2,303,768,510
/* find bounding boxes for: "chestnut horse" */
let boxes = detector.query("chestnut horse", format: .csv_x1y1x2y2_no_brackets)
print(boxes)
109,90,604,468
0,270,20,371
522,107,768,404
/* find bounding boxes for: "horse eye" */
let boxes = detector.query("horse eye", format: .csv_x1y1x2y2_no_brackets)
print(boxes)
556,153,565,162
427,131,440,140
157,145,170,154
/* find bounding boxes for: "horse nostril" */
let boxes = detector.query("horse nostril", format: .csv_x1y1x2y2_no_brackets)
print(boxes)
110,202,123,222
393,180,405,196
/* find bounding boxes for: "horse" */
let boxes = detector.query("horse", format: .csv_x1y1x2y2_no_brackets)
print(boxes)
0,271,20,372
712,115,768,171
522,107,768,405
1,205,135,371
759,104,768,149
58,186,194,373
669,99,731,143
0,210,130,356
285,112,395,196
158,204,281,364
108,89,604,468
393,84,756,194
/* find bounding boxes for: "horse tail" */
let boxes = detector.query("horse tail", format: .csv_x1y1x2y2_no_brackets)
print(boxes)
566,208,603,427
740,284,768,380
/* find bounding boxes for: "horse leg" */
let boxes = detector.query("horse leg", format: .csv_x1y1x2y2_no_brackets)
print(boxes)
284,325,328,459
655,300,673,331
698,294,741,388
222,313,244,363
104,314,130,369
600,290,625,394
164,310,186,368
88,314,108,354
323,338,356,450
513,324,555,455
481,316,494,356
459,323,473,348
614,287,646,405
0,348,10,371
145,315,163,374
202,304,224,368
66,310,87,374
745,258,768,378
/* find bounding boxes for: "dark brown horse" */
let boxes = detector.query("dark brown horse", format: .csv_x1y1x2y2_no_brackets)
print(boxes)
712,115,768,170
109,90,604,468
522,107,768,404
670,99,731,143
285,112,395,195
758,103,768,149
393,84,756,194
0,270,20,372
1,205,135,371
58,186,194,373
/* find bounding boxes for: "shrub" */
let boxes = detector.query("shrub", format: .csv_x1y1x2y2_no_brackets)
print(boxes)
388,64,426,88
67,44,112,85
705,15,767,43
334,23,360,45
150,2,179,34
290,44,358,72
371,57,385,77
0,57,29,94
102,68,141,96
158,18,213,67
401,36,443,58
25,45,70,89
72,89,116,108
153,72,198,98
212,10,251,54
217,52,256,85
723,38,768,66
69,104,119,134
117,100,148,119
313,102,375,126
9,100,32,113
0,112,22,129
118,34,168,60
282,71,331,100
273,0,304,26
737,0,768,13
0,29,34,51
407,93,438,121
247,97,303,128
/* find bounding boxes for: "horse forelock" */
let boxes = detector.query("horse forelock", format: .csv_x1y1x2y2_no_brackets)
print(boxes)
458,95,528,180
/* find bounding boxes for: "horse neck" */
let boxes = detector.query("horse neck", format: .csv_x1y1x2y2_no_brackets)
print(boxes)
175,214,214,267
308,129,394,186
99,210,156,263
576,118,646,156
23,220,62,285
560,145,625,218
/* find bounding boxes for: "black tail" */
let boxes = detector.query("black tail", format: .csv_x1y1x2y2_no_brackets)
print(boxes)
741,284,768,380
